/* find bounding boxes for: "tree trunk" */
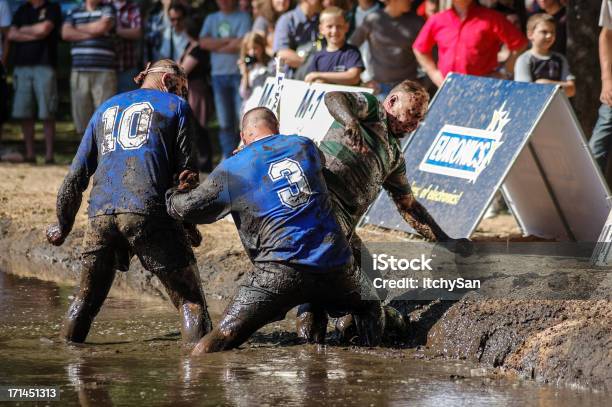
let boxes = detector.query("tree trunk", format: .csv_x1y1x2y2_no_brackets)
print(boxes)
566,0,601,137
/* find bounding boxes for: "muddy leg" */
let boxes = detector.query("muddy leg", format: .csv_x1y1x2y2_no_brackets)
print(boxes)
296,303,328,344
61,251,115,343
192,305,274,355
154,264,212,344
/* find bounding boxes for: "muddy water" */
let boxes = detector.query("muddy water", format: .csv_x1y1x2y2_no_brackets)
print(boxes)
0,272,608,406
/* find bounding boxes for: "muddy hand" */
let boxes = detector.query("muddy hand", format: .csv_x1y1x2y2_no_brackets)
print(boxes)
184,223,203,247
448,238,473,258
177,170,199,192
46,224,66,246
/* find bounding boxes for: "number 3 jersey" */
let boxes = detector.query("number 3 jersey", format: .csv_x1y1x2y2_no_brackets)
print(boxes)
70,89,196,218
167,134,353,271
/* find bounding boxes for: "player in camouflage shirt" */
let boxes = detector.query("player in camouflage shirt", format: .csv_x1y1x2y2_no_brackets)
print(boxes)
298,80,468,343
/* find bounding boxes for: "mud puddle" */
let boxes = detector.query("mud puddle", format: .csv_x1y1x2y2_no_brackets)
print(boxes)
0,271,608,406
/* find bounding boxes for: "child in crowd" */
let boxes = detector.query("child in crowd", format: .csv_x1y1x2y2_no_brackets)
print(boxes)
304,7,363,85
514,13,575,97
239,32,272,102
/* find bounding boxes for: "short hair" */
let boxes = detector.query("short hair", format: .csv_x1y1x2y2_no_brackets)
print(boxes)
320,6,346,22
388,80,429,102
168,1,187,15
242,107,279,132
527,13,555,34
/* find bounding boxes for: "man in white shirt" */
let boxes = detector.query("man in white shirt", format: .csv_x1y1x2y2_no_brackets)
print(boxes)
590,1,612,174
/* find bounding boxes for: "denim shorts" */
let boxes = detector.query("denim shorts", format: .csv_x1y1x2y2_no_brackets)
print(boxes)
12,65,58,120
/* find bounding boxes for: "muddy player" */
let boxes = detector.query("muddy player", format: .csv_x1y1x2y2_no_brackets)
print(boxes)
297,80,470,342
167,107,385,354
46,59,212,344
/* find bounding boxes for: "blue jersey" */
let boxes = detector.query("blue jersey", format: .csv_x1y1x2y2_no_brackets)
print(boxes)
69,89,196,218
168,134,352,271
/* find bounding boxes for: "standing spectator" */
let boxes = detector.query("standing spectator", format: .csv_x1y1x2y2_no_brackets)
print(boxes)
8,0,62,164
0,0,10,150
199,0,251,158
252,0,291,57
239,31,272,101
536,0,566,55
589,0,612,174
304,7,363,85
273,0,322,78
62,0,117,135
160,2,194,62
352,0,380,83
412,0,528,88
182,40,214,172
113,0,142,93
514,13,575,97
349,0,423,100
145,0,171,62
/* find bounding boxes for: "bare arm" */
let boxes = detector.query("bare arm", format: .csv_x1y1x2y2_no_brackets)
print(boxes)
414,49,444,88
8,26,38,42
199,37,231,51
305,67,362,86
504,44,527,77
75,17,113,36
117,26,141,40
277,48,304,69
600,27,612,105
535,78,576,97
216,37,242,53
18,20,54,38
62,22,95,41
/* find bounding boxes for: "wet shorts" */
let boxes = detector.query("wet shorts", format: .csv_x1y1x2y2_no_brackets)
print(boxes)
223,263,380,325
81,213,196,272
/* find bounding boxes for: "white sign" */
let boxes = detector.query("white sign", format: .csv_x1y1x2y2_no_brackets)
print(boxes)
243,78,373,144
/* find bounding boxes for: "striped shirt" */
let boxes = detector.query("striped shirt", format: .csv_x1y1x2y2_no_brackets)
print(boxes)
65,4,116,71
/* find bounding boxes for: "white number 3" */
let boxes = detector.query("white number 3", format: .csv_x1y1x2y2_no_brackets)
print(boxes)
268,158,312,209
101,102,154,155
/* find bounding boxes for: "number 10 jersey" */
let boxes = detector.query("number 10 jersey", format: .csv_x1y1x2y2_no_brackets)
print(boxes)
70,88,197,218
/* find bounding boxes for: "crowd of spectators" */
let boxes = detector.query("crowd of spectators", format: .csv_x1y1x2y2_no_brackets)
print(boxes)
0,0,584,168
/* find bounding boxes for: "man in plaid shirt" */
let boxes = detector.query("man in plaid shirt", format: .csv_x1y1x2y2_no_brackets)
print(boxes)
113,0,142,93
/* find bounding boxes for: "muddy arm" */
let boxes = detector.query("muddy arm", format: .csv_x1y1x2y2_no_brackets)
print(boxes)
49,123,98,245
391,192,450,242
167,168,231,224
324,92,367,148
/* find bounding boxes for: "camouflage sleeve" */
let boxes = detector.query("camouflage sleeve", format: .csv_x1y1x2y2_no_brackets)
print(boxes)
56,117,99,235
167,164,231,224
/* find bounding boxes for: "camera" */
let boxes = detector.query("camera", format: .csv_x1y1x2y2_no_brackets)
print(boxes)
244,55,256,68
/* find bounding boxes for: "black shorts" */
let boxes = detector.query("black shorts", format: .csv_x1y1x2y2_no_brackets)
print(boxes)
81,213,196,272
223,263,380,326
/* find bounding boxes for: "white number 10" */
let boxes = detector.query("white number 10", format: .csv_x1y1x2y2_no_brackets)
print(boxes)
101,102,154,155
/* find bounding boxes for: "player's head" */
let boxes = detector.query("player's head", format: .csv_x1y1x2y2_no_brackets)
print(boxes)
241,107,280,145
319,7,348,47
135,59,188,99
383,80,429,136
527,13,556,52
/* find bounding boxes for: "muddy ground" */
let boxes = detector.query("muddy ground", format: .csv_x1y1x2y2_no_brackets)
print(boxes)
0,163,610,392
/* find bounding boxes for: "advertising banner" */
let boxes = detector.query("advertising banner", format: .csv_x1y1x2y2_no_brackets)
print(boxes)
362,74,611,241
